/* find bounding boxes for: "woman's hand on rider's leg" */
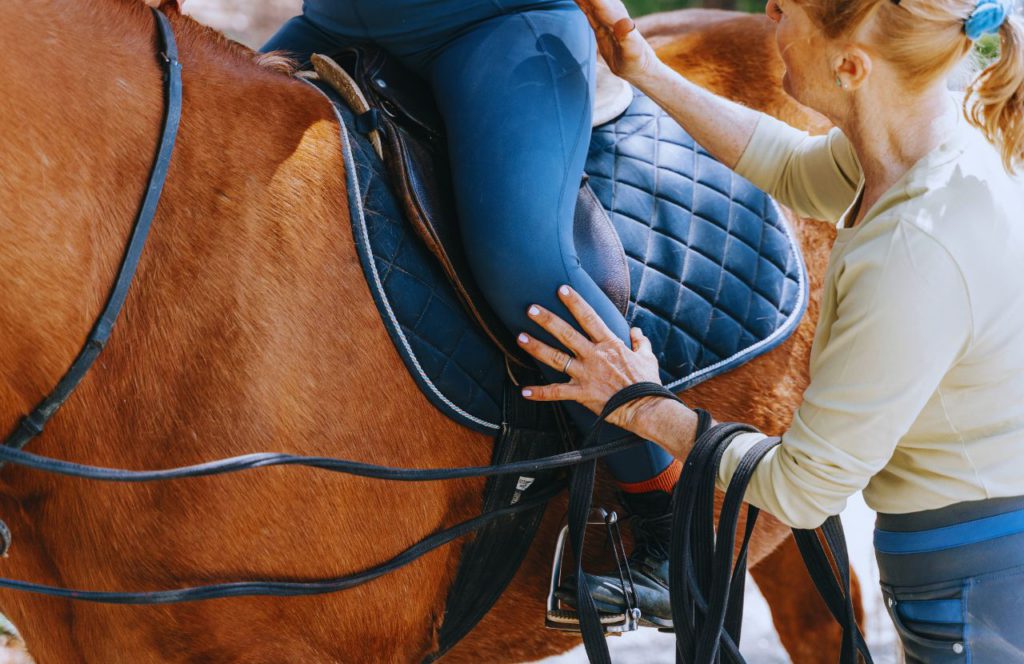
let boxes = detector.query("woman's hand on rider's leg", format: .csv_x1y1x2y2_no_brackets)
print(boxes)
517,285,697,447
574,0,658,81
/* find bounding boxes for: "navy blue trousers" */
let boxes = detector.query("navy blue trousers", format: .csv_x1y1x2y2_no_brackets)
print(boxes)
875,495,1024,662
263,0,674,483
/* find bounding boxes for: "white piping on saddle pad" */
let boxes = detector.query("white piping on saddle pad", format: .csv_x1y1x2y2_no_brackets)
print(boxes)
662,197,808,392
307,80,501,432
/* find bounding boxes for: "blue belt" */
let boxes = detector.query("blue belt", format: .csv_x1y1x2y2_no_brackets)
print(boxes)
874,507,1024,555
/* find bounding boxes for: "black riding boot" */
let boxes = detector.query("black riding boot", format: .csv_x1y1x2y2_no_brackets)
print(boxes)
557,490,675,628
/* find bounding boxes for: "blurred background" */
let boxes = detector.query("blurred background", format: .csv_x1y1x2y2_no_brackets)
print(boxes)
183,0,765,49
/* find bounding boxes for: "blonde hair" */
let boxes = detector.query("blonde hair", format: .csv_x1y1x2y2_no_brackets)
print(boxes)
794,0,1024,174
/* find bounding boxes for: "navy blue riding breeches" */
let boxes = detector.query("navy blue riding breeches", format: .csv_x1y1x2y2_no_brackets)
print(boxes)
262,0,674,483
875,495,1024,662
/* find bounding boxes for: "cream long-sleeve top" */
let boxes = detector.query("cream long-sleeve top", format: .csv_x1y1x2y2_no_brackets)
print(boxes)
717,94,1024,529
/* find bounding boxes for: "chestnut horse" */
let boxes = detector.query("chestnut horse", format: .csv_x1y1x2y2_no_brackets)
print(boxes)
0,1,853,662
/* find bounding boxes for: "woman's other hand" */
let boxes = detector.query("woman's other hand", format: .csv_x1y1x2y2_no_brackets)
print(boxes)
575,0,658,82
517,285,665,436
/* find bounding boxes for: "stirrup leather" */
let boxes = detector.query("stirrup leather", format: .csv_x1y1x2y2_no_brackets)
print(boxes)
545,508,641,634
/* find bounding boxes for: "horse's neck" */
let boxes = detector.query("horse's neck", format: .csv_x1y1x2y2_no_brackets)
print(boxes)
0,2,379,464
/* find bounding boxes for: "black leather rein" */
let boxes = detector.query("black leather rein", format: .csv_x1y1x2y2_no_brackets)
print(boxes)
0,9,653,607
3,8,182,455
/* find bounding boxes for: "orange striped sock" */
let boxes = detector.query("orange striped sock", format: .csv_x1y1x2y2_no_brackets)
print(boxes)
617,459,683,494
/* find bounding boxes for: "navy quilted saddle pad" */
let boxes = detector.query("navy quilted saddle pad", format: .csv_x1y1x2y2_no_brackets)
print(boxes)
323,87,808,434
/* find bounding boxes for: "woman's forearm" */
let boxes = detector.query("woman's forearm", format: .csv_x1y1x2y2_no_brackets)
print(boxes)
632,398,703,460
630,59,762,171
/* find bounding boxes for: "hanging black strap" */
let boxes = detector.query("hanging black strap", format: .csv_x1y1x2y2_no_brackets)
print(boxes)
670,422,873,664
793,519,871,663
0,481,561,604
2,7,182,454
0,380,662,604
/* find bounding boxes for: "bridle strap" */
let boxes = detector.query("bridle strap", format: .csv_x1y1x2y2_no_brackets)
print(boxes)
1,7,182,453
570,382,685,664
0,384,658,604
0,480,562,604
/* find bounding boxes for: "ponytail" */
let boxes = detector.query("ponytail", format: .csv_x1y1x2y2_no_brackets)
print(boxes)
966,12,1024,174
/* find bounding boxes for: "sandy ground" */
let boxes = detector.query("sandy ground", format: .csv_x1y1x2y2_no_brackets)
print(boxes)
536,494,900,663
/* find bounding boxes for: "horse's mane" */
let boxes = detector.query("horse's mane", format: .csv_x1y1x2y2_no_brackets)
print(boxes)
102,0,297,76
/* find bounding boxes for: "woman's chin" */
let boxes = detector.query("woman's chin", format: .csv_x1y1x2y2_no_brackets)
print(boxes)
781,72,797,100
781,75,813,110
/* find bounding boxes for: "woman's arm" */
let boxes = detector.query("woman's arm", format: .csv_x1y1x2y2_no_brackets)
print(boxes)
636,60,764,171
576,0,862,222
521,217,972,529
576,0,760,170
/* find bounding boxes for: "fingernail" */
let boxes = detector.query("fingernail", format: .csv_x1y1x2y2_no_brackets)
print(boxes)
522,388,533,397
559,285,571,296
528,306,540,317
518,333,529,344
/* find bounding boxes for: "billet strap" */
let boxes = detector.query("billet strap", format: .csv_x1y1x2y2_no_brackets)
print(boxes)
1,7,182,454
670,422,873,664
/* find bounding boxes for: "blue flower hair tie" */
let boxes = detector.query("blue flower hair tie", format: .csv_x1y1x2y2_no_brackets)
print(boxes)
965,0,1014,41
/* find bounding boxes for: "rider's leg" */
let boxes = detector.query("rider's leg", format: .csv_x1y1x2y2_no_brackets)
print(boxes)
269,0,680,488
261,0,679,624
413,6,679,623
261,15,344,69
414,1,679,487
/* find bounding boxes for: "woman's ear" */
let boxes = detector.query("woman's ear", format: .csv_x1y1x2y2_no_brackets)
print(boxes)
833,47,873,91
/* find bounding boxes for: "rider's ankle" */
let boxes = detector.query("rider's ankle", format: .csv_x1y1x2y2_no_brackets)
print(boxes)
616,459,682,497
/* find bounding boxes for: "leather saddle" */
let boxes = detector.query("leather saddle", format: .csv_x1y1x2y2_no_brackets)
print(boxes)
311,47,630,367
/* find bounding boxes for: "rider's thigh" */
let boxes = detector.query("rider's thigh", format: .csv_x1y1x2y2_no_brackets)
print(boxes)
259,15,345,66
422,3,604,340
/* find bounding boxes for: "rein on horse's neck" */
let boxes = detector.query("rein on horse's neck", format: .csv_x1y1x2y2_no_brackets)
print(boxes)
0,1,347,462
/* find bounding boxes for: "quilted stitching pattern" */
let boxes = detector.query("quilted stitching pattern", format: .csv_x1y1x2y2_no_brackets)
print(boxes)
329,83,807,433
587,91,807,390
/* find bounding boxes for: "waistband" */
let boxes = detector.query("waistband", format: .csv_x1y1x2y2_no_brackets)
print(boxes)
874,495,1024,587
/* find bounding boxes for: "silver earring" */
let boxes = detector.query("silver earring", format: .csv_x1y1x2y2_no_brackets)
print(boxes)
835,75,843,88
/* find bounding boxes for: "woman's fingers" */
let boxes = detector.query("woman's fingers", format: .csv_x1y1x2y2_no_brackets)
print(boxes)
576,0,632,28
526,304,590,354
631,327,653,356
612,17,636,40
557,286,615,343
521,382,580,402
574,0,600,30
518,333,577,375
